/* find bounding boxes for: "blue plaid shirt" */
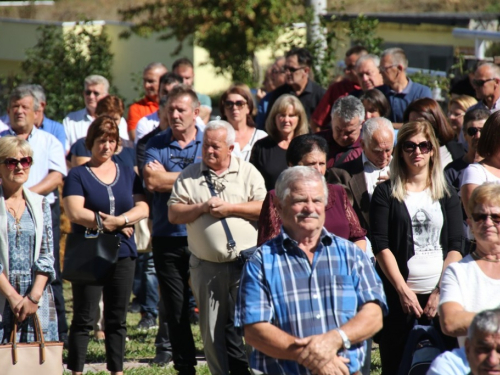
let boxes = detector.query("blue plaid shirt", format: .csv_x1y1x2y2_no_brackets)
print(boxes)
235,229,388,375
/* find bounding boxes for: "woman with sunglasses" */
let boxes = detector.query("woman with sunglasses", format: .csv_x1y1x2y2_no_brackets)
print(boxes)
219,85,267,162
370,121,463,374
403,98,465,168
439,183,500,350
63,116,148,375
250,94,310,191
0,136,58,342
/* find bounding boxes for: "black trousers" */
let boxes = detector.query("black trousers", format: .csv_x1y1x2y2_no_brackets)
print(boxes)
50,189,68,336
152,236,197,374
67,257,135,372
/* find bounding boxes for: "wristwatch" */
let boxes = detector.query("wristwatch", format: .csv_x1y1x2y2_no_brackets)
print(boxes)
122,214,129,225
335,328,351,350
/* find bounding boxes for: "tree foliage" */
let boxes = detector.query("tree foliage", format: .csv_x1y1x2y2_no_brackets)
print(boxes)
0,23,115,122
119,0,305,85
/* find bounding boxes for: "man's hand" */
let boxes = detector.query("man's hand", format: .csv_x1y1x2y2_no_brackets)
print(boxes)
315,356,350,375
207,197,232,218
423,288,440,319
146,160,166,173
295,331,343,373
397,284,423,317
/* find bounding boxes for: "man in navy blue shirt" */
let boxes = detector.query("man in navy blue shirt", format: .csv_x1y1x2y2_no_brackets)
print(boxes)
378,48,432,129
143,85,203,375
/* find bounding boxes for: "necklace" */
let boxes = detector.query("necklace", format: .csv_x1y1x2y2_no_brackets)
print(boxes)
471,250,500,263
6,199,24,248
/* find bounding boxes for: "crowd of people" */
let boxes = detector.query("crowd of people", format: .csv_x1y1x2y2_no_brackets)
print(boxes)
0,45,499,375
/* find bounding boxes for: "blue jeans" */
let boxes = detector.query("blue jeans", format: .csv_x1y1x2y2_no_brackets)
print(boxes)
138,253,159,317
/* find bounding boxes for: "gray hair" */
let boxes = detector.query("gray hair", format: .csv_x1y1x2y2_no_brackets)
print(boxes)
275,166,328,204
205,120,236,146
26,84,46,104
144,62,168,74
476,62,500,79
468,308,500,340
362,117,395,144
331,95,365,122
381,48,408,69
84,75,110,93
355,54,380,70
9,85,40,111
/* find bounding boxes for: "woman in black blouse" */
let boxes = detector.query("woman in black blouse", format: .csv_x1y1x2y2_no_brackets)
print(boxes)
370,120,463,374
250,94,309,190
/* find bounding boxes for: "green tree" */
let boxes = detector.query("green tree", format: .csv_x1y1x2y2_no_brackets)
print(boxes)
347,14,384,55
0,23,115,122
119,0,305,85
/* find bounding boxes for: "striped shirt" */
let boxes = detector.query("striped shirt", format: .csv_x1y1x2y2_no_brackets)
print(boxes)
235,229,387,375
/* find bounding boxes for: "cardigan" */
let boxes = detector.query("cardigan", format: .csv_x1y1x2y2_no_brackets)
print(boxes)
369,180,464,284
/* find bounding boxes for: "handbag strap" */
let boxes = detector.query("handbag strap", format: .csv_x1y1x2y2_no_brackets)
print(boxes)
95,212,104,233
10,312,46,364
203,171,236,252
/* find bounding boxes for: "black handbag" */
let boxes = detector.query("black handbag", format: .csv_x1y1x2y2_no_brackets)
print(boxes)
62,212,121,283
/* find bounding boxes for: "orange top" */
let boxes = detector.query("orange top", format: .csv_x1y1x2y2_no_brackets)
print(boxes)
127,97,159,131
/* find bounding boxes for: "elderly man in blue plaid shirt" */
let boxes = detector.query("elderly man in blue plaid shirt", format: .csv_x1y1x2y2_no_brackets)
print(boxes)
236,166,388,375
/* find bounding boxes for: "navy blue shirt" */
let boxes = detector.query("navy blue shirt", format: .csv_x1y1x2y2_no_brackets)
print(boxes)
377,79,432,123
144,126,204,237
63,164,144,258
69,137,136,168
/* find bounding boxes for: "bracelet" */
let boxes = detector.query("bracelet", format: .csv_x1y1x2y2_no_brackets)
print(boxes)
27,294,39,305
122,214,129,225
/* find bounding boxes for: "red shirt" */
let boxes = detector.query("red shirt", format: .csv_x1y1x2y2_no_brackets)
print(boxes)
127,97,159,131
311,79,360,128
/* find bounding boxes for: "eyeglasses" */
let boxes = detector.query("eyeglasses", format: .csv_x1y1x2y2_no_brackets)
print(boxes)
402,141,433,154
344,64,356,72
379,64,396,73
84,90,102,97
472,78,496,87
284,66,305,73
1,156,33,171
224,100,247,109
471,213,500,225
271,68,285,75
447,112,465,119
466,127,482,137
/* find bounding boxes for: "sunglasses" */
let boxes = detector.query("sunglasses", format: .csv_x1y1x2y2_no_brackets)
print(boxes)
224,100,247,109
471,213,500,224
84,90,101,97
466,127,482,137
472,78,496,87
2,156,33,171
402,141,433,154
284,66,305,73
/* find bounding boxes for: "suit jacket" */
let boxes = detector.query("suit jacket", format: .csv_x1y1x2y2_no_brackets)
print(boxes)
326,156,371,235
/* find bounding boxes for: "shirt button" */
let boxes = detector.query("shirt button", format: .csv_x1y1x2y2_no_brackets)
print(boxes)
316,314,321,319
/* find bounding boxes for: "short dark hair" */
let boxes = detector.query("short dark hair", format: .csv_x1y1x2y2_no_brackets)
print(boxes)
219,85,256,127
166,85,200,109
477,111,500,158
463,108,490,132
286,134,329,166
159,72,183,87
285,47,313,67
346,45,368,57
95,95,124,118
360,89,391,118
85,116,120,151
172,58,194,71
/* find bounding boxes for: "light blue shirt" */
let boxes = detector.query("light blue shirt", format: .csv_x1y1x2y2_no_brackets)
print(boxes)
0,126,67,204
427,347,470,375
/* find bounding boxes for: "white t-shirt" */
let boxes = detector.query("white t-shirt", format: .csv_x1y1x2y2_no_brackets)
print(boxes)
440,254,500,347
232,128,267,162
404,189,444,294
460,162,500,188
439,145,453,169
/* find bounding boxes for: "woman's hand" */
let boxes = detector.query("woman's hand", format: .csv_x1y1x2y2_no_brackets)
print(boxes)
120,227,134,238
99,212,124,232
397,285,423,317
13,297,38,322
7,293,23,316
423,288,440,319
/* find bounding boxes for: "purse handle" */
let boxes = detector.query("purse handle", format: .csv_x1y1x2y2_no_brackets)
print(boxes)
9,312,47,364
85,212,105,239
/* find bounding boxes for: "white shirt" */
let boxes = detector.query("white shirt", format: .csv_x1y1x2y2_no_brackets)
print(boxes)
63,108,129,151
362,152,391,199
232,128,267,162
0,126,67,204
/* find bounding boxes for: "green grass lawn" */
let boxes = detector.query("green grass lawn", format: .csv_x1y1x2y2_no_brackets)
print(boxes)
62,282,382,374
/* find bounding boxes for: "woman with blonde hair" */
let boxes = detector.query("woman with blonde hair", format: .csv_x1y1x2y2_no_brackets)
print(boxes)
250,94,310,190
370,120,464,374
448,95,477,150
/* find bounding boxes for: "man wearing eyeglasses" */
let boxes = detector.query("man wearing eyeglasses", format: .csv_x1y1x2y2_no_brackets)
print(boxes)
467,62,500,114
377,48,432,129
311,46,368,132
168,120,266,375
62,75,129,152
264,47,326,130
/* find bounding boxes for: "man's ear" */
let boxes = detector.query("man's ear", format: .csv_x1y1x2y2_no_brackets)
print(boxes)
194,106,200,117
228,144,234,153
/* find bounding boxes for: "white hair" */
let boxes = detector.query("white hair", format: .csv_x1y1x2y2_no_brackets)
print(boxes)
205,120,236,146
381,48,408,69
84,75,110,93
331,95,365,122
355,54,380,70
275,166,328,204
362,117,395,144
477,62,500,78
468,308,500,340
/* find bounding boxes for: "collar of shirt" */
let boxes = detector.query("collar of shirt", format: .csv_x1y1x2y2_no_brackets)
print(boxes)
480,95,500,112
389,77,413,95
280,227,333,252
7,124,38,140
200,154,239,178
361,152,392,172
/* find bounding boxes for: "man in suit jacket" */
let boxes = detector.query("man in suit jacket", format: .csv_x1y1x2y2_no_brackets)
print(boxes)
327,117,394,236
